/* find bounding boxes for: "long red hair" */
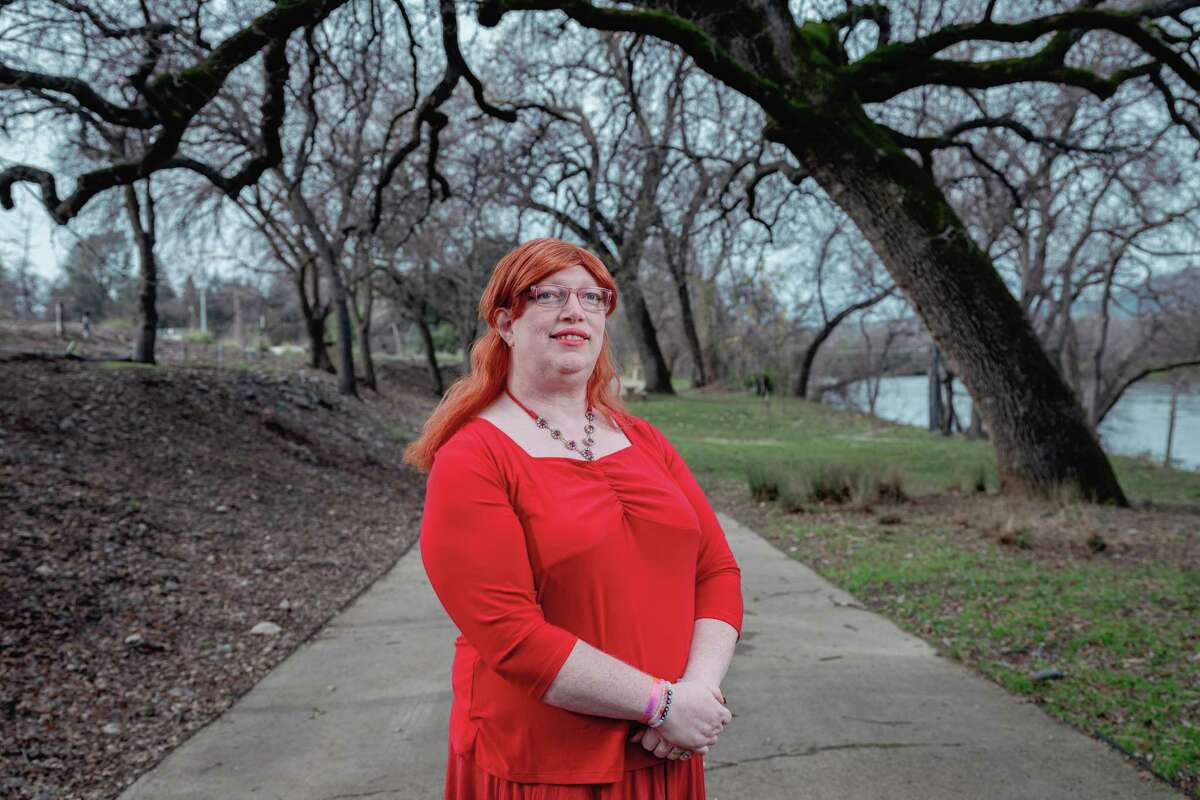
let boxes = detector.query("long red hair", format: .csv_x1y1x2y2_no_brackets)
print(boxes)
404,238,627,471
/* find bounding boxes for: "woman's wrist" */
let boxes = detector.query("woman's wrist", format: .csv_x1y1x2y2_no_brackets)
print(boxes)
646,680,673,728
638,677,673,727
639,676,662,724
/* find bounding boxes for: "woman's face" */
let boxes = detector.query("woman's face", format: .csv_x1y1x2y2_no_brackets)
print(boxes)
497,264,608,385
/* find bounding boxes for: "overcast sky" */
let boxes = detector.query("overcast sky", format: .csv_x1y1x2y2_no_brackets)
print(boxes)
0,133,69,282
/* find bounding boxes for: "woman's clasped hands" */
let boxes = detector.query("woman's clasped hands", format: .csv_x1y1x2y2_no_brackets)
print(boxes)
629,680,731,761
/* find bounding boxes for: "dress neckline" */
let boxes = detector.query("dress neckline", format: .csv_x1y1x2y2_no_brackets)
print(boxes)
470,416,635,465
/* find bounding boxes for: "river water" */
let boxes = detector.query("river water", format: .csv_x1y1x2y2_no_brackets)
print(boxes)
839,375,1199,471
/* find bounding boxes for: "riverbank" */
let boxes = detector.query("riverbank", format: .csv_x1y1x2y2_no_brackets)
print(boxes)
831,371,1200,472
629,391,1200,797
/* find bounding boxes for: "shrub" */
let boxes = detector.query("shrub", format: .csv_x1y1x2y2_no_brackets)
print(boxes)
778,479,808,513
809,462,858,504
750,461,910,510
877,466,908,503
962,464,988,493
183,329,216,345
746,463,781,502
798,462,909,509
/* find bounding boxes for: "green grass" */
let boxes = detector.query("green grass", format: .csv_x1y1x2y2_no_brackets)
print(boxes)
182,329,216,345
629,389,1200,795
93,360,158,371
811,524,1200,792
375,420,419,443
627,391,1200,505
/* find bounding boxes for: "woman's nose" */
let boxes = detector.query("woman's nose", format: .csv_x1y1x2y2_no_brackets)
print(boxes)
559,293,586,319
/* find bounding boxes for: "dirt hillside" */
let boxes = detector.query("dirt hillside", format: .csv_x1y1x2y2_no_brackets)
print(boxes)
1,324,450,800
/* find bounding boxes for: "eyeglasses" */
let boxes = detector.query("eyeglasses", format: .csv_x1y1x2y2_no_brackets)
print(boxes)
527,284,613,313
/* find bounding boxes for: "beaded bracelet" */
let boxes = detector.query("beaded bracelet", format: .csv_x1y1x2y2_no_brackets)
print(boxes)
640,679,662,725
648,682,673,728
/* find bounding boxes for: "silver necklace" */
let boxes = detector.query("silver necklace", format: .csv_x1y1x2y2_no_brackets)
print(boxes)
505,388,597,460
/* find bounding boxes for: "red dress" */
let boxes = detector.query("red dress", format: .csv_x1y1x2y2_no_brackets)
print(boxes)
419,413,743,795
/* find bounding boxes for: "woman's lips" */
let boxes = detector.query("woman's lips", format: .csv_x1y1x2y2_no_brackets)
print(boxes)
551,330,590,347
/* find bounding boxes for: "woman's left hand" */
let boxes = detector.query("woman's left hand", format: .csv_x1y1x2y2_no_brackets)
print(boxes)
630,726,706,760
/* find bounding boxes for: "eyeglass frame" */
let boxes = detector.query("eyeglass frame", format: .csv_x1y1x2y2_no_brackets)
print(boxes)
525,284,614,314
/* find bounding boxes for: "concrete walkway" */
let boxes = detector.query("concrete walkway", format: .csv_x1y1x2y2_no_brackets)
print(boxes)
122,515,1183,799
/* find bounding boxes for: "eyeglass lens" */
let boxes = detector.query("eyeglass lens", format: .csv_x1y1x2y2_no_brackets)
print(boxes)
531,285,609,311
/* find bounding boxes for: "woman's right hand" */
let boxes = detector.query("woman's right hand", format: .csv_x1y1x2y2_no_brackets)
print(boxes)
654,680,731,751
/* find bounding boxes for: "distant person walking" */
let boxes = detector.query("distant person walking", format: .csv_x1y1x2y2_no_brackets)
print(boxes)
408,238,742,799
80,311,92,340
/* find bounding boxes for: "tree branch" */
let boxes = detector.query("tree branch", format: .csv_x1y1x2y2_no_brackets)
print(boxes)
0,65,157,128
367,0,516,234
825,3,890,45
171,37,291,199
45,0,175,40
1,0,347,223
849,4,1199,102
478,0,799,124
1096,357,1200,424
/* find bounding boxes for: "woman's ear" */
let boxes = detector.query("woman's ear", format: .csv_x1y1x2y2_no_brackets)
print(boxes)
494,308,514,346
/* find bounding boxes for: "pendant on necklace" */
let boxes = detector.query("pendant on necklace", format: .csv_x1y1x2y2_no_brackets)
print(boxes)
534,409,597,460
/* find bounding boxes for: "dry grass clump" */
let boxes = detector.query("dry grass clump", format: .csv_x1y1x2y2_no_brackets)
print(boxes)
970,494,1197,561
749,461,909,513
747,463,780,501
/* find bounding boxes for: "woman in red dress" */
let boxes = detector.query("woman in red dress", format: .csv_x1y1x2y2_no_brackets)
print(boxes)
407,238,743,799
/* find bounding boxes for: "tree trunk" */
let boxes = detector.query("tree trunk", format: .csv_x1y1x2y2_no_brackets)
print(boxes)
414,315,444,396
794,338,819,401
701,278,723,384
355,279,377,393
296,261,335,373
331,278,357,397
307,313,334,372
123,182,157,365
941,369,956,436
1163,378,1181,468
391,321,404,356
928,346,943,433
674,277,707,388
793,288,893,399
616,275,674,394
662,238,706,386
288,191,357,397
234,291,245,351
968,400,986,440
358,322,376,392
796,138,1127,504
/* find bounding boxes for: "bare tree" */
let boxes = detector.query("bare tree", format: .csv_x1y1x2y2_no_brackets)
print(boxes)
2,0,515,388
348,238,380,392
948,92,1200,430
478,0,1200,503
789,213,896,399
122,178,158,362
857,314,914,417
0,213,43,320
233,184,336,372
652,74,802,387
482,32,694,392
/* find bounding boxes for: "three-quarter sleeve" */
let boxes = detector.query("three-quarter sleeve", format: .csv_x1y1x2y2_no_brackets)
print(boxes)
420,435,579,699
643,421,744,640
